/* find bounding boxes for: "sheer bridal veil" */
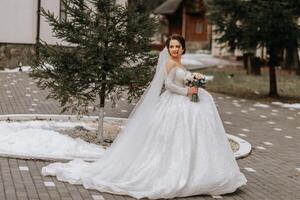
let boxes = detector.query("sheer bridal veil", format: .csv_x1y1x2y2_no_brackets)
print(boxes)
112,47,169,145
42,48,170,176
103,47,169,157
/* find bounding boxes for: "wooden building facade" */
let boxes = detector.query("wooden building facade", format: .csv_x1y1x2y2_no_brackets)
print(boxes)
154,0,212,51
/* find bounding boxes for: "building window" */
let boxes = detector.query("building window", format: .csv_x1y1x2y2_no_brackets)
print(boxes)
195,21,203,33
60,0,67,22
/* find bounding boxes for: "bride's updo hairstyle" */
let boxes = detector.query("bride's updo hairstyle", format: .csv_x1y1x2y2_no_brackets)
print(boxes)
165,34,186,55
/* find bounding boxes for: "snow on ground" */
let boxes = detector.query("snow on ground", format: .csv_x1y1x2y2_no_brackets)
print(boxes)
1,63,55,73
0,121,105,160
1,66,32,72
253,103,270,108
204,75,214,81
272,102,300,109
0,116,251,160
182,53,241,70
253,102,300,110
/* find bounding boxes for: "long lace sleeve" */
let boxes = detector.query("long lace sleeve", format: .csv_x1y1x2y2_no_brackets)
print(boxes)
164,68,188,96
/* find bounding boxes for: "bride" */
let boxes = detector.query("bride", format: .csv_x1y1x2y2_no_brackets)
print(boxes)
42,34,247,199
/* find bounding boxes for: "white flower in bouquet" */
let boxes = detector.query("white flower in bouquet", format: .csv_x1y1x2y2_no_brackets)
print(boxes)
184,72,207,102
185,73,194,84
194,72,205,80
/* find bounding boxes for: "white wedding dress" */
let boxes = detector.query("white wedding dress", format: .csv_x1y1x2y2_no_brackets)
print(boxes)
42,53,247,199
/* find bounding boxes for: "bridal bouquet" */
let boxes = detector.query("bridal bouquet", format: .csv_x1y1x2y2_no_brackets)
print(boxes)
185,72,207,102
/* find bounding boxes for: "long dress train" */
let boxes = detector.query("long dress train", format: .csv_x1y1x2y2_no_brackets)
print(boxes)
42,66,247,199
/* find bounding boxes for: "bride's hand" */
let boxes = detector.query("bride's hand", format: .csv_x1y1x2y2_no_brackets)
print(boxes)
187,87,198,95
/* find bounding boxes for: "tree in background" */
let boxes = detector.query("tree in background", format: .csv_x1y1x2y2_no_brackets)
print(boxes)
205,0,300,96
284,39,300,75
30,0,157,143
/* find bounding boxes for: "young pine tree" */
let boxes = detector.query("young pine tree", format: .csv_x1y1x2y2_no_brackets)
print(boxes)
30,0,158,143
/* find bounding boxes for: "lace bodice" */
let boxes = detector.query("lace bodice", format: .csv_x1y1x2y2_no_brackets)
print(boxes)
164,67,191,96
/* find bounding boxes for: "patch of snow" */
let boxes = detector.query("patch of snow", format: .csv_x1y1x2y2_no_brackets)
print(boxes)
19,166,29,171
242,128,250,132
92,195,105,200
0,121,104,160
182,58,204,66
244,167,256,172
182,53,240,70
263,142,273,146
212,195,223,199
272,102,300,109
44,181,55,187
281,103,300,109
1,64,55,73
253,103,270,108
1,66,32,73
272,102,283,105
256,146,266,150
204,75,214,81
233,102,241,107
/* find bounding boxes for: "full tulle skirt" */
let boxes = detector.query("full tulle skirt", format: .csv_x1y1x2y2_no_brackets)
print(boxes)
42,88,247,199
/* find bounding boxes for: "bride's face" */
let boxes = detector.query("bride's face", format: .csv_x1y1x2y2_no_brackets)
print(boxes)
168,39,183,58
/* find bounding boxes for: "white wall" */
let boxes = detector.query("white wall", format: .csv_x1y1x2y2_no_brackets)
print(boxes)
0,0,37,44
41,0,127,45
0,0,63,45
0,0,127,45
40,0,66,45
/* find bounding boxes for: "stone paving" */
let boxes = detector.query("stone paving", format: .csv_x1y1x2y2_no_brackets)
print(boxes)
0,71,299,200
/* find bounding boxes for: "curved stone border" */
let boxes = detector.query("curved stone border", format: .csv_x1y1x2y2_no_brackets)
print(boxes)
0,114,251,161
0,152,99,162
0,114,123,122
227,134,252,159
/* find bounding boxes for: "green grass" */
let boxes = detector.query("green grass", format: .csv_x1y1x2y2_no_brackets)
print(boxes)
195,66,300,103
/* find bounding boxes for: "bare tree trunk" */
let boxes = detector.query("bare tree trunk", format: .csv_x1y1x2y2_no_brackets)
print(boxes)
290,47,300,75
243,53,255,75
269,64,278,97
284,39,299,70
297,60,300,75
246,54,252,74
97,105,104,143
268,49,279,97
261,44,264,60
250,57,261,75
97,70,107,143
243,53,249,72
